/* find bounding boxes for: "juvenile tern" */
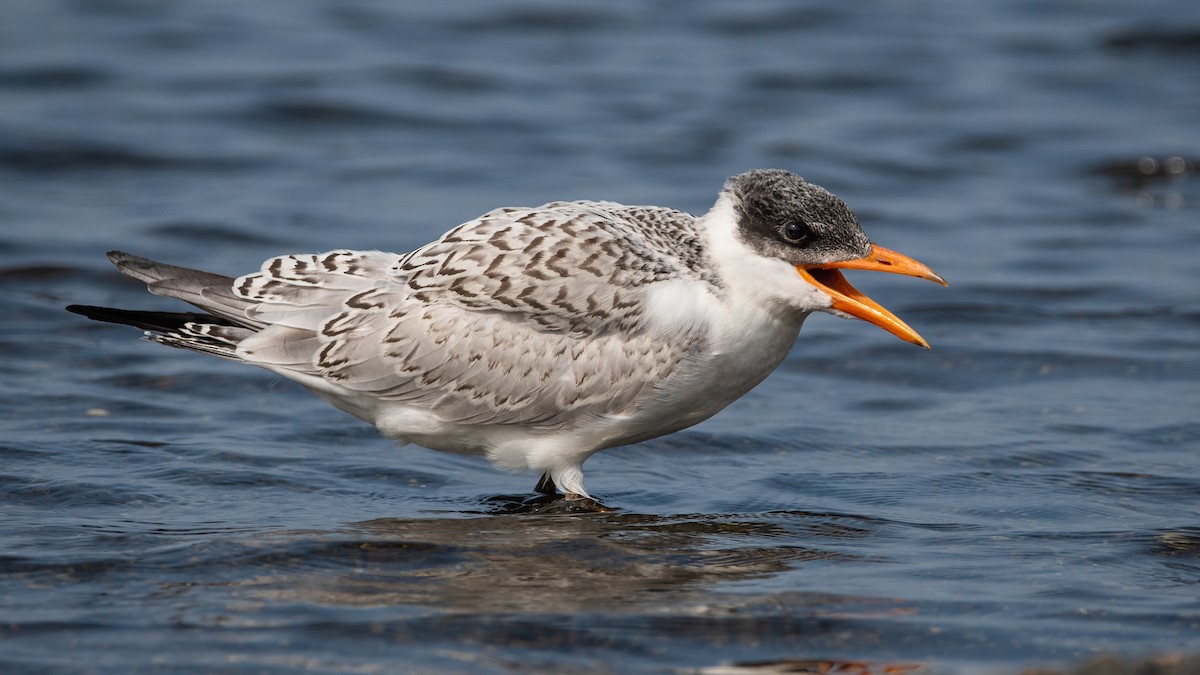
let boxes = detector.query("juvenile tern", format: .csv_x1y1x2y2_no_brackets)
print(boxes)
68,169,946,502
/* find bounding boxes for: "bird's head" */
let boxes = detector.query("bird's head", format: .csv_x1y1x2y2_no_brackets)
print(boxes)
725,169,947,348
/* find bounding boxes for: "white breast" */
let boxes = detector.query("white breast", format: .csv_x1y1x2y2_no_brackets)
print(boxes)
572,197,817,448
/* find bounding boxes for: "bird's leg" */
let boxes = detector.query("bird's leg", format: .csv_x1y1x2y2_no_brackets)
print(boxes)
529,472,612,512
534,472,558,495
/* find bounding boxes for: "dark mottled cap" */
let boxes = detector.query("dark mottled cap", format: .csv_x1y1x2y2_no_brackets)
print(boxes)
725,169,872,266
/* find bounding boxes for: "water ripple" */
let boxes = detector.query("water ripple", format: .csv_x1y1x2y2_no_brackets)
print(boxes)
2,0,1198,672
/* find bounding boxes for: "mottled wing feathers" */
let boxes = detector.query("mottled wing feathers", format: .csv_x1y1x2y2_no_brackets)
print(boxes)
112,202,715,429
390,201,708,335
231,250,401,371
302,299,694,427
233,249,400,330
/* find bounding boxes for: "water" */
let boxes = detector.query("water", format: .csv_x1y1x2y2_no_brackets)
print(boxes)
2,1,1198,673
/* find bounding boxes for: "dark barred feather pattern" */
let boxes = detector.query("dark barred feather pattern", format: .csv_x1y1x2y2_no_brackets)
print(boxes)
76,201,719,429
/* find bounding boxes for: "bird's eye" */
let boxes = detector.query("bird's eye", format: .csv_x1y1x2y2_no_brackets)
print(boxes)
782,222,810,245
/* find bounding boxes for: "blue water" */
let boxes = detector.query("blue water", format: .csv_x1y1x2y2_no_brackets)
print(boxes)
2,1,1198,673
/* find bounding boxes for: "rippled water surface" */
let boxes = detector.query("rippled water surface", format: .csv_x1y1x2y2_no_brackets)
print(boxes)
3,1,1199,673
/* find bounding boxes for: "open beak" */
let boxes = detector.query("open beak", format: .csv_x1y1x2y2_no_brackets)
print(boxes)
795,244,947,348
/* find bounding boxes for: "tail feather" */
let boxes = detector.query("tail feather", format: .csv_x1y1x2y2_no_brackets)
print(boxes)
146,322,253,361
66,304,253,360
69,251,267,361
65,304,232,332
105,250,261,328
72,250,374,366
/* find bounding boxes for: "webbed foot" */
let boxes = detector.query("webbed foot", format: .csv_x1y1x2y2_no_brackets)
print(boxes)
483,490,615,514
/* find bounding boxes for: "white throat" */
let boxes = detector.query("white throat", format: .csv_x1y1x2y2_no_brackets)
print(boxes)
699,193,833,319
631,194,830,418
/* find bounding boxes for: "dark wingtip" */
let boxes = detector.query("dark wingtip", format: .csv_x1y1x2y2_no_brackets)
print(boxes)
65,304,231,331
65,304,131,326
65,303,127,324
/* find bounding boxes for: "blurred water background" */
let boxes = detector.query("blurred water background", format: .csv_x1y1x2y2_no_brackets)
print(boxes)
2,1,1198,673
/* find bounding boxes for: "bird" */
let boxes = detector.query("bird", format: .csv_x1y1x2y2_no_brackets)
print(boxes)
68,169,946,505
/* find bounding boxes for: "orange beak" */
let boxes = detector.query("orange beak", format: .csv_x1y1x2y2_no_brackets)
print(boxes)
795,244,947,348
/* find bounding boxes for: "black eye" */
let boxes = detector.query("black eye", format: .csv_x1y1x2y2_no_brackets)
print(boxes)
782,222,810,245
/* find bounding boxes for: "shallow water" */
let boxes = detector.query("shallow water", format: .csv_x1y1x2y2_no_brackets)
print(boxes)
2,1,1199,673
